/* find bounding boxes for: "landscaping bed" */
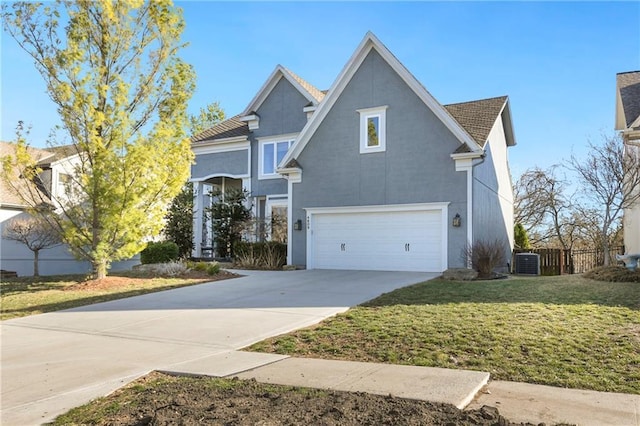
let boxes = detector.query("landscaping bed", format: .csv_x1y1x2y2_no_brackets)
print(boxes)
52,372,538,426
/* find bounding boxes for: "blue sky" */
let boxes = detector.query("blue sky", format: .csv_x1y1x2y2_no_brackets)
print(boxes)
1,1,639,177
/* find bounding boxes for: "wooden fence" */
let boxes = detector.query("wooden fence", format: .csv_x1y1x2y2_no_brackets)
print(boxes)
512,246,625,275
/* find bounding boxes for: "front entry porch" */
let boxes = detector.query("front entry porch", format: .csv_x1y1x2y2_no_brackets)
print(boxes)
192,176,246,259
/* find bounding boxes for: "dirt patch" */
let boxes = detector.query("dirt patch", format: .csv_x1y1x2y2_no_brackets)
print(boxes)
583,266,640,283
64,270,239,291
60,372,544,425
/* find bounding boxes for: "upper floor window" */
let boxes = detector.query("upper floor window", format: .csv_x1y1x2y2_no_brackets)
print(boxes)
259,135,296,179
358,105,388,154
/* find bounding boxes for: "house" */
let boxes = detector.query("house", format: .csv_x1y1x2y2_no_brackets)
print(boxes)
615,71,640,256
191,32,516,272
0,141,138,276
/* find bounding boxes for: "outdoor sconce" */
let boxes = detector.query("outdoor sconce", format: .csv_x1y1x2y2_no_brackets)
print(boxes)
293,219,302,230
452,213,461,227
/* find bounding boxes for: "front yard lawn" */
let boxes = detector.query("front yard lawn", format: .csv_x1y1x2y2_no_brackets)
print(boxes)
248,275,640,394
0,271,236,321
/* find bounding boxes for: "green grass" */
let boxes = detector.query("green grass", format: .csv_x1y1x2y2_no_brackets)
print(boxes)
0,273,214,320
248,275,640,394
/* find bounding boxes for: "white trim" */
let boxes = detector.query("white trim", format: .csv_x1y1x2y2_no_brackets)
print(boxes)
358,105,388,154
258,135,297,180
192,181,204,257
281,32,482,168
451,151,484,161
305,202,449,215
189,172,250,182
257,133,299,143
452,157,474,267
240,114,260,130
304,202,449,271
265,194,288,244
284,170,302,265
192,139,249,155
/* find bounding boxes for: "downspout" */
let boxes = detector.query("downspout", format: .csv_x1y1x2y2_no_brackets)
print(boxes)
451,151,485,268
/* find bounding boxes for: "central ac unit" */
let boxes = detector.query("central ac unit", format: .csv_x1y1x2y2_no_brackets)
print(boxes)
514,253,540,275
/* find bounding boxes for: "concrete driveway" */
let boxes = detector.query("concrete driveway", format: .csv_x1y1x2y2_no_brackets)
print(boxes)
1,269,435,425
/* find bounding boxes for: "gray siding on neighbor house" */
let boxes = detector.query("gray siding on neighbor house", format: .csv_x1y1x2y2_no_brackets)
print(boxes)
250,77,310,197
1,210,139,276
290,49,469,267
191,150,249,179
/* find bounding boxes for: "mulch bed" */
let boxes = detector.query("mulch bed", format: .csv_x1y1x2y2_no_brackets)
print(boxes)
64,270,239,291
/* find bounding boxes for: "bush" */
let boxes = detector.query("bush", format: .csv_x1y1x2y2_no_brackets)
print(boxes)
140,241,179,264
185,260,221,275
132,261,188,277
234,241,287,270
461,239,508,279
207,262,220,275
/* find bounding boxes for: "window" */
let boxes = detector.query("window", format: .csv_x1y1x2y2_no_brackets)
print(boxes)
259,136,295,179
358,105,387,153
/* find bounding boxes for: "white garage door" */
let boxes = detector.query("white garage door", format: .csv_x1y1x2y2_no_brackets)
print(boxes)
309,207,445,272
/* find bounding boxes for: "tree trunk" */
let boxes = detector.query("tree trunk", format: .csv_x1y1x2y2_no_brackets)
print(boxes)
92,260,107,280
33,249,39,277
603,244,611,266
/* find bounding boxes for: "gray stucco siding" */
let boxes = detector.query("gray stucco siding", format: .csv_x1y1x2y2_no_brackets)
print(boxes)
250,77,310,196
191,150,249,179
253,78,309,138
472,143,513,271
290,49,470,268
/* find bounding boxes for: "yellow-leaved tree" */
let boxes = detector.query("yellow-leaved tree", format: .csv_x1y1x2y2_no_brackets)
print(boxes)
2,0,195,279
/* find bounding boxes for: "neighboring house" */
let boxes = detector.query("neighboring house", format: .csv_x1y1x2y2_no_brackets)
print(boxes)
615,71,640,255
0,141,138,276
191,32,516,273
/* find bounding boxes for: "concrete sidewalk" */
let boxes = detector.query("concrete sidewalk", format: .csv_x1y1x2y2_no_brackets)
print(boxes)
166,350,640,426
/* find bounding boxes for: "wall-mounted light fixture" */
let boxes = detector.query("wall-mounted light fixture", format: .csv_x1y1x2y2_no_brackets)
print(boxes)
452,213,461,227
293,219,302,231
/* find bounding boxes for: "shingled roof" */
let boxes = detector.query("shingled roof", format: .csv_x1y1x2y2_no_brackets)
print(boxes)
617,71,640,128
191,115,250,144
283,68,326,104
444,96,508,147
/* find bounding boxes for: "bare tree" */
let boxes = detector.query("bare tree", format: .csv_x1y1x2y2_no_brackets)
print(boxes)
3,217,61,276
513,166,573,248
569,134,640,264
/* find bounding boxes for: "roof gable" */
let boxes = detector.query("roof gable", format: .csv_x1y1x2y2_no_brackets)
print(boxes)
242,65,324,117
281,32,483,167
616,71,640,130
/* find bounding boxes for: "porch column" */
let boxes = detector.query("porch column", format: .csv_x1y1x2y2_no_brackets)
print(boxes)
192,181,204,257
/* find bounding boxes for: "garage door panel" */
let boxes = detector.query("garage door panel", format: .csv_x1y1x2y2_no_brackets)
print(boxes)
310,209,444,272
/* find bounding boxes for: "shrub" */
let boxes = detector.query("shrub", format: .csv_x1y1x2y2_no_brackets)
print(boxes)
185,260,221,275
140,241,179,264
461,239,508,279
234,241,287,270
207,262,220,275
132,261,188,277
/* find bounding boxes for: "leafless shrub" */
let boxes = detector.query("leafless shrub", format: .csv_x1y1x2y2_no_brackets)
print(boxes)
461,239,508,279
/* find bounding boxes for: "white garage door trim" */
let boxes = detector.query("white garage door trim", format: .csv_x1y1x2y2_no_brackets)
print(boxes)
305,202,449,272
